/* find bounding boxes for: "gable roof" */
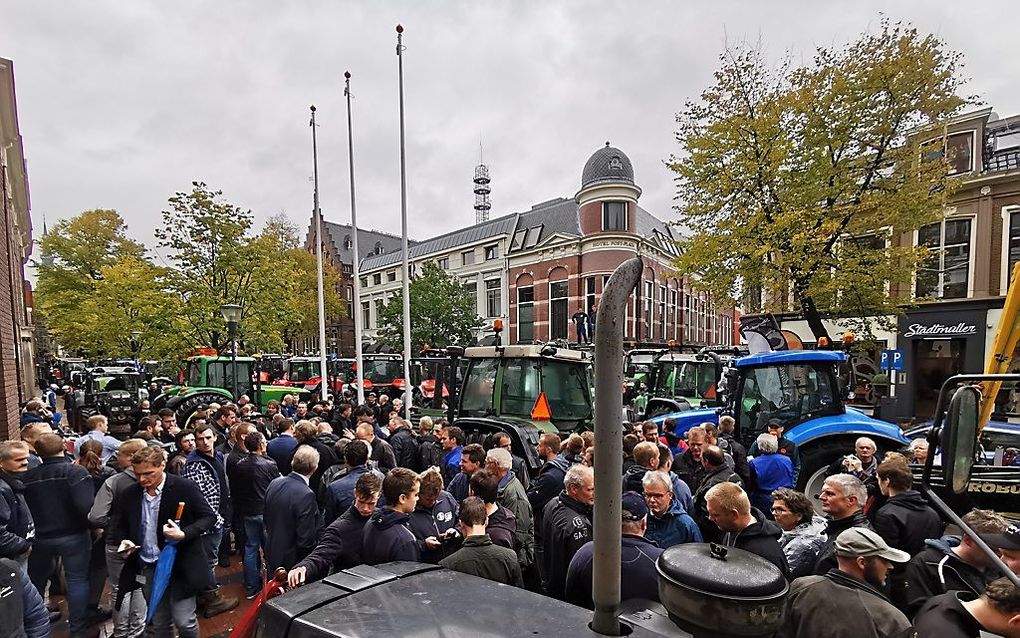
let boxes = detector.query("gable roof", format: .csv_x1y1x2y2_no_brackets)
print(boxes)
359,213,519,271
314,219,411,266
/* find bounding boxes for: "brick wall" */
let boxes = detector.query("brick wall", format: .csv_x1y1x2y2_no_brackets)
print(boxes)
0,167,20,440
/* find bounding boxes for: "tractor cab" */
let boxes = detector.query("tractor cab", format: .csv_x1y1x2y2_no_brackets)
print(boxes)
70,366,145,437
643,348,730,419
624,347,663,401
356,354,406,398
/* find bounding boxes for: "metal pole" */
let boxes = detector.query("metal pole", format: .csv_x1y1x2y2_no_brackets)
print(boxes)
345,72,366,406
396,24,412,412
230,322,238,402
591,257,642,636
311,106,329,403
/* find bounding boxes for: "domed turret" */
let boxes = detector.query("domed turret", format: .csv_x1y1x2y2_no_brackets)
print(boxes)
575,142,641,235
581,142,635,189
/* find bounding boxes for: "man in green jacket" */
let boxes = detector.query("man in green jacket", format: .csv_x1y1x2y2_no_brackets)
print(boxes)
440,497,522,587
485,447,534,568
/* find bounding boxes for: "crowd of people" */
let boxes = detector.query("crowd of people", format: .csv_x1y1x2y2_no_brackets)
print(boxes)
1,393,1019,638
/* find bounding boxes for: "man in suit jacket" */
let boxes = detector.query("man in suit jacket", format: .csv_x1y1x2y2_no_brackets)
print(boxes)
264,445,322,572
113,446,216,638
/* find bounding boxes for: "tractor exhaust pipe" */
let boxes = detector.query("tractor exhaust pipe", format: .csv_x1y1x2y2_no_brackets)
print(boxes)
591,257,643,636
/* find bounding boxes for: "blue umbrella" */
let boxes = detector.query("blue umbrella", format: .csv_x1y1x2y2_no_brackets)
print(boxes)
146,502,185,624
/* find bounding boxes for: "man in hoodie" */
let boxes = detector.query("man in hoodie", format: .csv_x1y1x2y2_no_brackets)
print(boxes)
540,464,594,599
387,417,419,470
287,473,382,588
527,433,571,521
323,441,385,525
706,481,788,575
440,496,523,587
447,443,485,503
623,441,660,493
486,447,534,569
893,508,1008,618
408,468,459,564
0,441,34,564
362,467,422,565
813,473,871,576
643,470,702,549
469,469,517,551
914,576,1020,638
871,458,943,556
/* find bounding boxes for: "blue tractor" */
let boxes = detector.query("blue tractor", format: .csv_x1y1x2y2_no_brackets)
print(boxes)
648,349,909,495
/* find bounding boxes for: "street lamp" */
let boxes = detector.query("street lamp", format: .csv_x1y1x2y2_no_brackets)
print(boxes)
220,304,242,401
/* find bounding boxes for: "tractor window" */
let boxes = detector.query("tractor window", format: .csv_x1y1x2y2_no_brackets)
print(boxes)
186,361,203,387
540,361,593,420
501,360,541,415
461,358,499,416
737,363,839,432
207,361,254,396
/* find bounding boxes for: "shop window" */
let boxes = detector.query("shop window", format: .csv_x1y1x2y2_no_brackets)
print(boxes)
550,280,569,340
518,287,535,342
915,218,971,299
603,202,627,231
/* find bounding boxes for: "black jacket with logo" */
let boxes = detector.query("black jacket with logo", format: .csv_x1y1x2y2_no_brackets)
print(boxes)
539,491,593,600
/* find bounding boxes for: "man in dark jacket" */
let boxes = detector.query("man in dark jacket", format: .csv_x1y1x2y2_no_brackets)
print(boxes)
0,441,33,562
323,441,385,524
416,417,443,472
440,496,523,587
448,443,485,503
355,421,397,473
232,432,281,598
409,468,459,564
492,432,530,490
266,418,298,472
539,464,594,600
706,482,789,575
813,473,872,576
387,417,419,470
470,469,518,551
622,441,659,494
672,426,707,492
487,447,535,569
693,445,743,542
113,446,217,638
362,468,422,565
0,557,49,638
718,415,751,485
893,508,1007,618
264,445,322,572
287,473,382,588
22,433,93,636
566,492,665,609
290,421,339,495
914,577,1020,638
780,527,910,638
527,434,571,521
872,459,943,556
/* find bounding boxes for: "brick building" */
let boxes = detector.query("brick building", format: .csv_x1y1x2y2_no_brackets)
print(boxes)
0,57,36,440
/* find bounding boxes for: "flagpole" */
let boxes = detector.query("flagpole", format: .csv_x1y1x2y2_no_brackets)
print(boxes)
396,24,413,414
310,105,329,403
345,71,366,406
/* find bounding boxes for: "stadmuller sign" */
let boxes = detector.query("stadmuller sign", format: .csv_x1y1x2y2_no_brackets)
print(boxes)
903,322,978,338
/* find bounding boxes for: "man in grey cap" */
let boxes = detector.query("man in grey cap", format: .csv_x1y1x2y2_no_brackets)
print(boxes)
779,527,911,638
564,491,665,609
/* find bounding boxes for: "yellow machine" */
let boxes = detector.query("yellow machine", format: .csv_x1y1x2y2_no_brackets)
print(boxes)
979,261,1020,432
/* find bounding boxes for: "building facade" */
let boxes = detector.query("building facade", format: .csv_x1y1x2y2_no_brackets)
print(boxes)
0,58,36,440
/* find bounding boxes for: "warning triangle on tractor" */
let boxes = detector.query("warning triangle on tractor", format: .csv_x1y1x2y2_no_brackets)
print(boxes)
531,392,552,421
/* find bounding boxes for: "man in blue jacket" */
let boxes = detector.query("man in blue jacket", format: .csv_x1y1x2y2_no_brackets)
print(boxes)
362,467,421,565
643,470,702,549
323,441,384,524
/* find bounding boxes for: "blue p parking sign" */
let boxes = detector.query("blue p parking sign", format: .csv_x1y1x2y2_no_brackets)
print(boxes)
880,349,905,372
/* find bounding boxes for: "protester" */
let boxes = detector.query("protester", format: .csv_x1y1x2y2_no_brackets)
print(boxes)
527,433,571,524
492,432,529,490
748,433,795,516
486,447,535,569
771,488,827,579
780,527,911,638
693,444,742,541
0,440,33,563
908,439,930,466
654,443,694,513
264,445,322,573
355,421,397,473
387,417,419,470
168,429,195,475
448,443,485,502
813,473,871,575
439,496,523,587
565,491,664,609
77,440,115,624
870,458,944,558
291,420,339,494
19,423,51,469
894,508,1009,617
438,426,464,485
623,440,660,493
408,468,459,564
416,416,443,471
717,415,751,485
469,469,518,551
232,431,281,599
74,415,122,464
827,437,881,500
362,468,422,565
0,557,48,638
22,432,93,637
643,470,701,549
914,576,1020,638
705,482,788,575
323,440,384,525
539,464,594,600
287,473,382,588
266,418,298,472
672,425,707,491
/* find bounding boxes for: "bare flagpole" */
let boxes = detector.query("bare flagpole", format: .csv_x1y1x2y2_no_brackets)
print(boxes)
310,105,329,403
345,71,366,405
396,24,412,413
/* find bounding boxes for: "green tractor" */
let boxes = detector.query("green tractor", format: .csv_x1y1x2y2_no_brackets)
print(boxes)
151,352,305,423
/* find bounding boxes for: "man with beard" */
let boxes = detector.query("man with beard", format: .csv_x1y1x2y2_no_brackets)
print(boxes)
780,528,911,638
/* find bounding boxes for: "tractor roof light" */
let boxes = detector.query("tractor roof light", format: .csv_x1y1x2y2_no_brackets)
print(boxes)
842,332,856,344
493,319,504,332
817,336,831,349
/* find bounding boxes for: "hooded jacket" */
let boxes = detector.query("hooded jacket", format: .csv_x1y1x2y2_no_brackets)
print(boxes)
721,507,789,576
408,491,459,564
780,514,827,579
0,557,48,638
871,490,945,556
692,463,742,541
294,505,375,583
893,535,996,619
0,473,33,559
497,471,534,567
362,507,421,565
388,427,419,470
646,496,702,549
540,492,593,600
527,455,571,520
813,509,871,576
323,464,385,525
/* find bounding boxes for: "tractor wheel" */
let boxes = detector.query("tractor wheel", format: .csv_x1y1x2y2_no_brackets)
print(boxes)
166,390,232,424
149,392,172,414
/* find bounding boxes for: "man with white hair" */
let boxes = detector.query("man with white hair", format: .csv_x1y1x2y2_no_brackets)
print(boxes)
539,464,594,600
485,447,534,569
813,473,871,575
828,436,881,499
643,470,701,549
264,445,322,572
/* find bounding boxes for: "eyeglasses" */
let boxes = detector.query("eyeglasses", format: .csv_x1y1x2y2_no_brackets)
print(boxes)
643,491,669,500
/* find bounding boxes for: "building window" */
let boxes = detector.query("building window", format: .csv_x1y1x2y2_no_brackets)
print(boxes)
360,276,368,288
386,271,396,282
916,218,971,299
437,257,449,270
670,289,678,340
344,235,352,250
584,277,596,315
643,281,654,341
374,241,383,255
484,245,499,261
603,202,627,231
659,285,667,341
922,131,975,175
463,280,478,315
550,280,569,340
1007,210,1020,287
344,286,353,301
485,278,501,318
372,273,382,286
462,250,475,266
374,299,385,327
518,287,535,342
361,301,371,329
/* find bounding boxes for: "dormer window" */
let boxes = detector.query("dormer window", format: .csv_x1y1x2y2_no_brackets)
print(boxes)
344,235,352,250
374,241,383,255
921,131,975,175
602,202,627,231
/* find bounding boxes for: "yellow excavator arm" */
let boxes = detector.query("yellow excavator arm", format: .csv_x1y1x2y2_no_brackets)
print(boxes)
979,261,1020,433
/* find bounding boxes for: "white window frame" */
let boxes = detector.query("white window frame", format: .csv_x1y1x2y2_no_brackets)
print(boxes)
484,277,501,318
912,213,977,300
549,278,569,341
1000,205,1020,295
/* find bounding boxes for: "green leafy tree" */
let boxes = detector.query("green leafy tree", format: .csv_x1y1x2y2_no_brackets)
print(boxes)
669,20,968,334
377,261,483,351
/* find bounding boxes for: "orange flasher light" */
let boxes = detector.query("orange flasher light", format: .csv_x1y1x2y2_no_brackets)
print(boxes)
493,319,504,331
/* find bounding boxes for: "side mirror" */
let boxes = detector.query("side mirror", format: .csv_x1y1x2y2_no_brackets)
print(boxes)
942,385,980,494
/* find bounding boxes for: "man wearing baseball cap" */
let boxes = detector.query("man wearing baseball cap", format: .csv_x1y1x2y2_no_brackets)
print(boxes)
564,492,665,609
781,527,912,637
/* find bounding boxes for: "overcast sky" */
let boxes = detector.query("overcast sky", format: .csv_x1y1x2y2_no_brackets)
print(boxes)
4,1,1019,262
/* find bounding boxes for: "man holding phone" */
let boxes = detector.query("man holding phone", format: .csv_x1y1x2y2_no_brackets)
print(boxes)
112,446,216,638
